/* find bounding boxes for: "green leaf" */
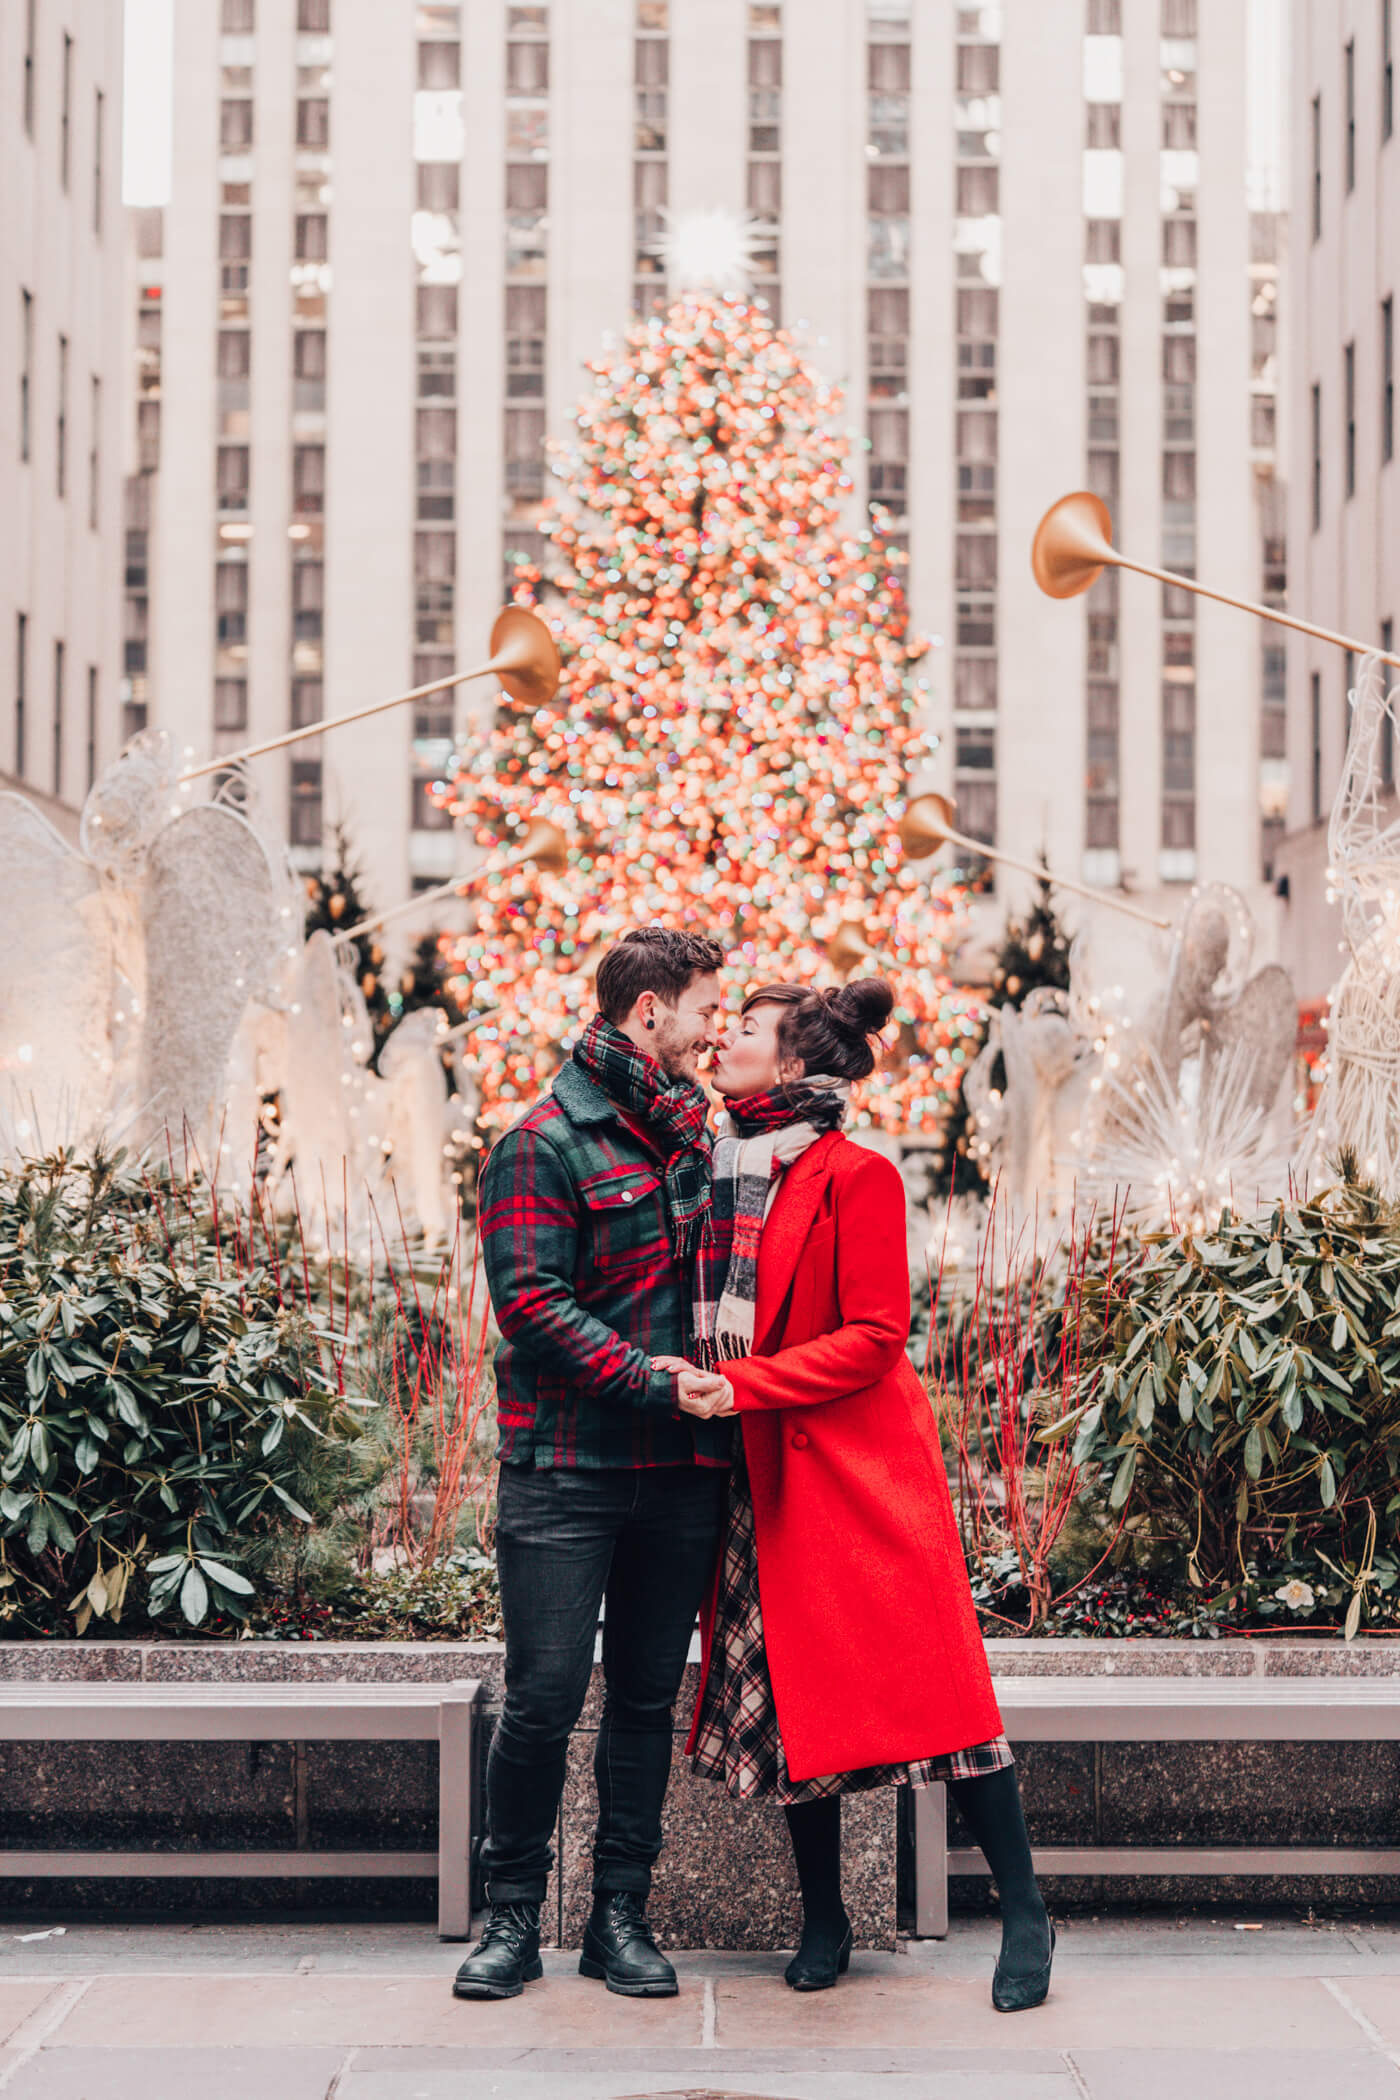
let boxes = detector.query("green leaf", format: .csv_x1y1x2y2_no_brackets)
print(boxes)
1332,1310,1349,1352
1266,1240,1283,1277
197,1557,254,1596
260,1415,285,1458
1244,1424,1263,1479
269,1482,313,1523
1345,1590,1363,1642
1320,1456,1338,1507
1109,1446,1138,1510
179,1564,209,1626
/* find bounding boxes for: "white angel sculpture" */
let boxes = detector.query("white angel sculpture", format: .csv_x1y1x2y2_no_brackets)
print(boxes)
1082,883,1296,1229
0,732,284,1167
1312,652,1400,1192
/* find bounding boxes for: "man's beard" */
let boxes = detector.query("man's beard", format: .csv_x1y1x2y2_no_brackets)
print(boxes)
651,1015,697,1081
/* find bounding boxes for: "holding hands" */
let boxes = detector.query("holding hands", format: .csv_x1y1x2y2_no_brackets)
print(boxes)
652,1354,736,1419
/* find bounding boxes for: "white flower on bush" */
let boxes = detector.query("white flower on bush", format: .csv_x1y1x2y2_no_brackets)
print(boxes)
1274,1579,1316,1613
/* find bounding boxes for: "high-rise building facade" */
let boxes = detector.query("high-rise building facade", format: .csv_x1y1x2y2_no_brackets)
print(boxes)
2,0,126,828
141,0,1285,936
1277,0,1399,1001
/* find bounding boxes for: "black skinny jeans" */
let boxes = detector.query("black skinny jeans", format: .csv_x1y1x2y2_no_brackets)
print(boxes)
481,1461,728,1907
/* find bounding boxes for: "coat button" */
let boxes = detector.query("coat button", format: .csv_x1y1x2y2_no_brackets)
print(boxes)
791,1431,808,1449
621,1191,634,1203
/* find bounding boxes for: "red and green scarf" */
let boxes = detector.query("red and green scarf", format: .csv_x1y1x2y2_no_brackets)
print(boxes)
573,1014,714,1260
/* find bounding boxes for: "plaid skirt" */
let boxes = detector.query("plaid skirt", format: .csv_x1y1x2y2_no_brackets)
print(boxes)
690,1447,1015,1805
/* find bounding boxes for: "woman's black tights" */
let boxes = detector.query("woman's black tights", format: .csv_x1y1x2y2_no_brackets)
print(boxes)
946,1766,1050,1976
783,1796,848,1954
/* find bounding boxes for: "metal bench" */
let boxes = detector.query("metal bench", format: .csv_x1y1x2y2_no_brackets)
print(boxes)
0,1678,481,1939
915,1674,1400,1937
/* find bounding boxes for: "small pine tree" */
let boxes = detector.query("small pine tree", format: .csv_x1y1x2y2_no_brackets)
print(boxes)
303,822,395,1058
929,873,1073,1199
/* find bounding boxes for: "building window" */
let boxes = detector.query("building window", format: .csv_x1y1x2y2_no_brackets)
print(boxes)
60,33,72,190
1346,341,1357,497
298,0,330,27
296,98,330,149
1311,670,1322,821
94,89,104,234
1312,94,1322,240
88,375,100,529
1385,296,1395,464
289,761,323,847
85,666,97,790
1386,0,1395,142
293,445,325,514
411,777,454,832
218,445,250,511
52,640,64,796
214,679,248,732
56,335,68,498
23,0,35,135
222,0,255,27
1312,382,1322,528
221,97,254,148
14,613,26,776
1384,620,1396,787
19,290,31,463
1346,38,1357,191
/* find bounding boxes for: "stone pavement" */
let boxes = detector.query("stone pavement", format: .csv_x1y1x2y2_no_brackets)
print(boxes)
5,1915,1400,2098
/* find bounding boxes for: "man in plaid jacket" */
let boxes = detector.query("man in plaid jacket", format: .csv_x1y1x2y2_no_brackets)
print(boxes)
454,928,733,2004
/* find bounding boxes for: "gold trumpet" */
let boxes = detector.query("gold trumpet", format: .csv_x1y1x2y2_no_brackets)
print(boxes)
181,606,562,783
1033,490,1400,668
342,817,568,941
826,919,875,978
899,792,1170,931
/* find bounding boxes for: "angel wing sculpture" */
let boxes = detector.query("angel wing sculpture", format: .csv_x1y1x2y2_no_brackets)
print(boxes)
0,730,283,1169
1312,653,1400,1191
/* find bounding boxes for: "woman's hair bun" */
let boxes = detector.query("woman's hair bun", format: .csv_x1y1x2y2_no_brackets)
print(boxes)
824,977,895,1038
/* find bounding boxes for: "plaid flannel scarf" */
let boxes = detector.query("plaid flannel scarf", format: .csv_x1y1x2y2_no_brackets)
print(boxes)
573,1013,715,1259
693,1079,850,1364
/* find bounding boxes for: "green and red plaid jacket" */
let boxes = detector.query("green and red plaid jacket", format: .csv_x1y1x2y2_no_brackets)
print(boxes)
478,1056,733,1471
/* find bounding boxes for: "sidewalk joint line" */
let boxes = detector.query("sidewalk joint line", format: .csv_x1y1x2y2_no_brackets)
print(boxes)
701,1974,717,2047
0,1978,92,2092
323,2045,356,2099
1061,2049,1094,2100
1323,1975,1400,2067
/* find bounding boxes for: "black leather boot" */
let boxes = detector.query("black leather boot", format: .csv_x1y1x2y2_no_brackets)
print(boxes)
451,1901,543,2000
578,1891,678,1997
784,1914,853,1991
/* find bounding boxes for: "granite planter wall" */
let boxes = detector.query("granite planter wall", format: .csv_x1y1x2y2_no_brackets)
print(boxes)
3,1637,1400,1946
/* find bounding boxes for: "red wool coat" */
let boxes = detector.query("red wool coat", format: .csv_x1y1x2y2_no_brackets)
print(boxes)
686,1131,1004,1783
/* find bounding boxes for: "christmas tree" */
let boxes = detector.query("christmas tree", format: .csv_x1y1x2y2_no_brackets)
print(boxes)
442,292,982,1134
929,872,1073,1198
303,822,395,1059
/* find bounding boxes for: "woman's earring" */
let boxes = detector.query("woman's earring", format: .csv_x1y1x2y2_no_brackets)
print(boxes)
645,1019,655,1030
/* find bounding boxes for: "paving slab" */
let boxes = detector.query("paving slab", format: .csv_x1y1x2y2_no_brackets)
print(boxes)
0,1985,62,2047
1070,2049,1400,2100
55,1972,704,2050
0,2044,349,2100
1333,1973,1400,2045
335,2073,1077,2100
712,1969,1363,2051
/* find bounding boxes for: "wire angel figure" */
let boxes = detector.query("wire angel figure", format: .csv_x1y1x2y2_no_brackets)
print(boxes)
0,731,285,1168
1311,652,1400,1193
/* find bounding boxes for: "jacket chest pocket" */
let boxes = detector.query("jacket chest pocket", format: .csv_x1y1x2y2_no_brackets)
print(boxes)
578,1165,664,1280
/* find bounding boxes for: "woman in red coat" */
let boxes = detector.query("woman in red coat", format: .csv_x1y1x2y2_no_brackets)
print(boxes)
664,979,1053,2006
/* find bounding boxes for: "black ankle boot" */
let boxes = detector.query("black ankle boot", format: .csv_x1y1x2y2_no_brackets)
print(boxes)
451,1901,543,2000
993,1918,1056,2013
579,1891,678,1998
784,1911,853,1991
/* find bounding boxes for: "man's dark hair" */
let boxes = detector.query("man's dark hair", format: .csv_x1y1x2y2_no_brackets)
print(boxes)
594,927,725,1023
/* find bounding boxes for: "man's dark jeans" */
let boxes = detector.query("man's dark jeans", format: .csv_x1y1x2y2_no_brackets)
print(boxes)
481,1461,728,1909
